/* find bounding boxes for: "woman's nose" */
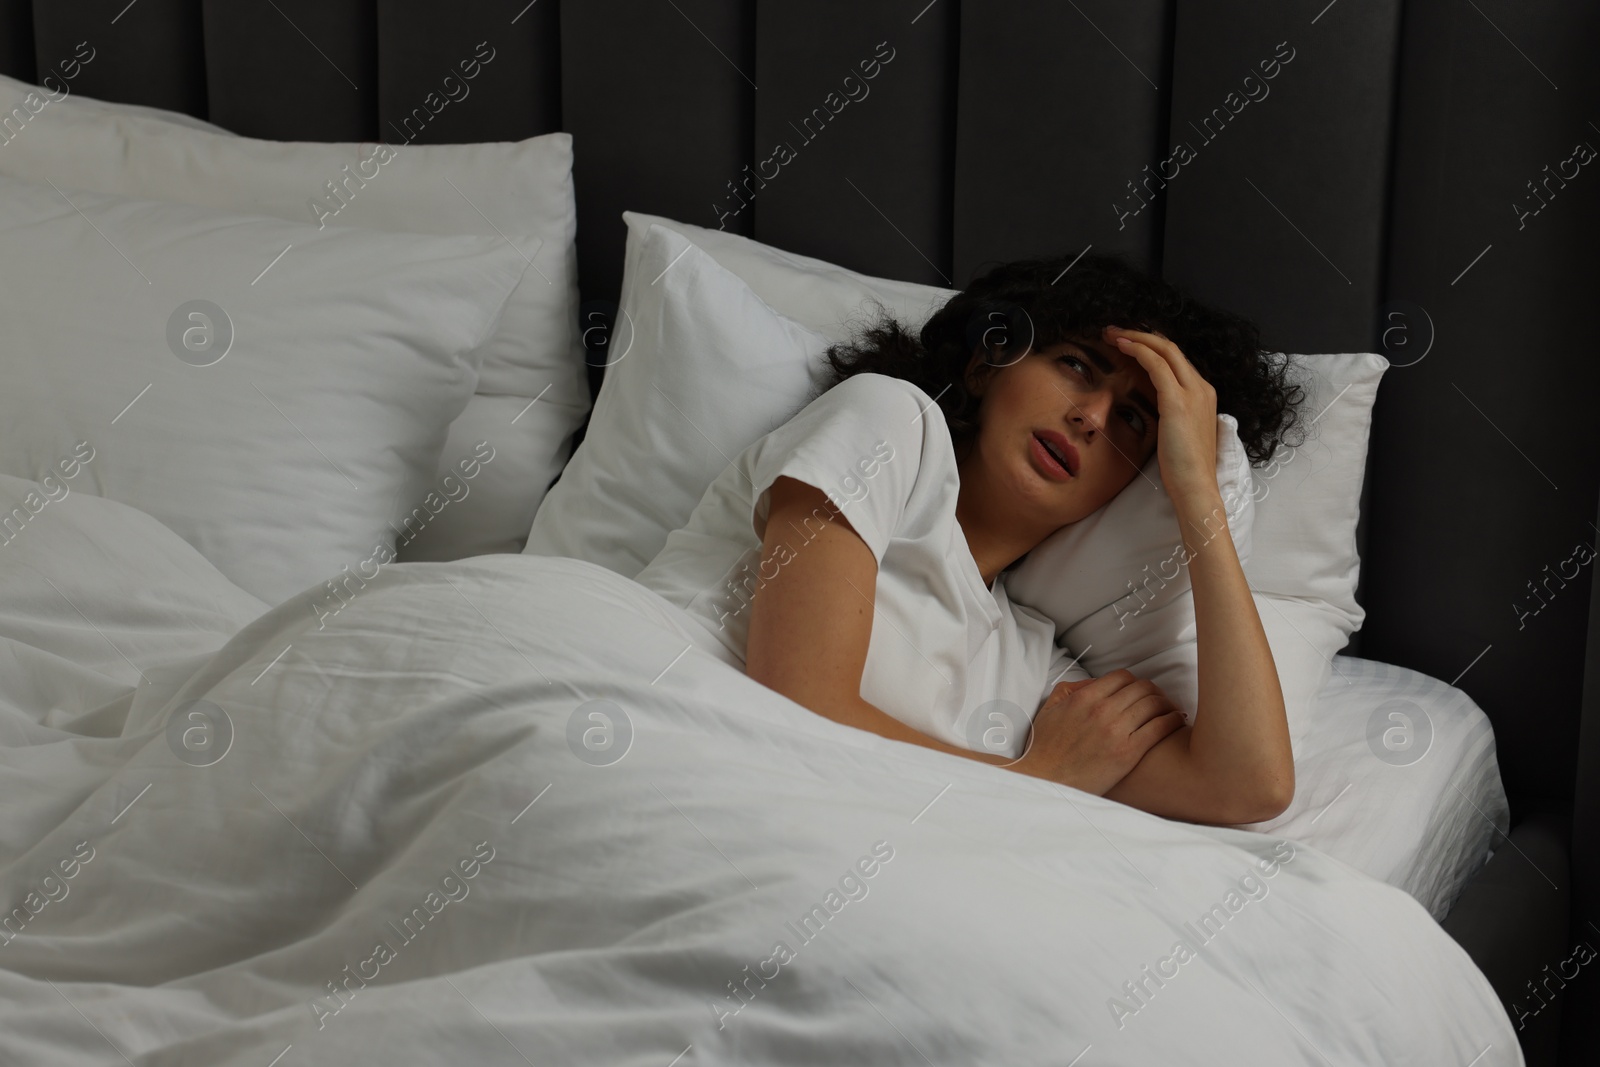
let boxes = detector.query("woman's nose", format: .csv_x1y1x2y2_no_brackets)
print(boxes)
1071,388,1115,434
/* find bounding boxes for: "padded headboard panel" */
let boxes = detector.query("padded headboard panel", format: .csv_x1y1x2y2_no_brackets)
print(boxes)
3,1,1598,827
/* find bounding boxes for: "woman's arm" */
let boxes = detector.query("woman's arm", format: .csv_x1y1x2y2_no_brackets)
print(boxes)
1098,486,1293,824
1095,326,1294,825
743,475,1019,767
744,475,1181,784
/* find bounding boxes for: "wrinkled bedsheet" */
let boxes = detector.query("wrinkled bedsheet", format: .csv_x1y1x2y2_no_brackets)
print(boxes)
0,473,1521,1065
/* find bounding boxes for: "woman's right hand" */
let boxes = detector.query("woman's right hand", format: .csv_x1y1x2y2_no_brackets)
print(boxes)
1018,670,1187,795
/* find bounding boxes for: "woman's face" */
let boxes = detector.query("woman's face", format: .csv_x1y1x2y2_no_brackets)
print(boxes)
956,333,1162,528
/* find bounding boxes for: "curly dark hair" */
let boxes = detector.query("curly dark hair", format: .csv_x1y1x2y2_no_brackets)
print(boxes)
819,251,1306,468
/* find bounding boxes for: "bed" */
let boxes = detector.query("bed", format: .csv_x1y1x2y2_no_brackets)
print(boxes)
1245,654,1510,923
2,1,1597,1064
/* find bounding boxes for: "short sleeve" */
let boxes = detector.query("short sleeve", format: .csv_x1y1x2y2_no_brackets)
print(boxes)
746,374,937,565
1045,642,1093,689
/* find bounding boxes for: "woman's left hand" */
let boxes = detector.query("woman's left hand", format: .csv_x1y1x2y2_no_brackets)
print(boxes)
1102,325,1219,502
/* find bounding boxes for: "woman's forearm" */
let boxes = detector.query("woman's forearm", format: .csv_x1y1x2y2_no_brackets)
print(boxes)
1174,487,1293,812
1099,489,1293,825
798,691,1024,769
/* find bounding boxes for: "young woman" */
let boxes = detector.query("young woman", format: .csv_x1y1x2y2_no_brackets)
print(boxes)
634,252,1305,826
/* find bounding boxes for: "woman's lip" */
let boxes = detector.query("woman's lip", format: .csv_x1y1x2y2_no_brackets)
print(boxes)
1035,430,1079,476
1030,433,1073,481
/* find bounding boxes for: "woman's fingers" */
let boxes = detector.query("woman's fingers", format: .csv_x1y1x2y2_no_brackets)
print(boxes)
1105,329,1180,399
1124,692,1178,729
1051,671,1181,736
1134,709,1187,743
1056,668,1132,706
1102,677,1167,720
1106,325,1202,388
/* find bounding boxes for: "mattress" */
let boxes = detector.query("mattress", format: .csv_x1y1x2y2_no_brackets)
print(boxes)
1245,653,1510,921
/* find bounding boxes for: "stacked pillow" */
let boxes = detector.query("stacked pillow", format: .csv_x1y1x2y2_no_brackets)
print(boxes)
524,209,962,577
524,224,837,577
0,71,232,134
525,210,1388,743
1240,351,1387,638
0,72,589,560
0,170,529,606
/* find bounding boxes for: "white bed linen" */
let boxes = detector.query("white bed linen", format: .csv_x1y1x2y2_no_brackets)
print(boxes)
1245,654,1509,921
0,473,268,737
0,171,531,605
0,492,1521,1065
0,72,588,561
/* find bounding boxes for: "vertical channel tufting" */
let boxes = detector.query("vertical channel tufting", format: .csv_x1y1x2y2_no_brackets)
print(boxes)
32,0,207,118
1160,0,1402,354
0,0,35,82
376,0,558,146
559,0,752,302
1365,0,1600,810
952,1,1174,282
751,0,956,288
202,0,375,141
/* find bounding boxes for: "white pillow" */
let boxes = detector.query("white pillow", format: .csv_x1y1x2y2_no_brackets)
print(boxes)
525,211,960,574
1244,352,1389,633
0,171,529,605
611,210,958,345
0,70,232,134
526,223,835,577
0,73,587,560
1071,588,1344,750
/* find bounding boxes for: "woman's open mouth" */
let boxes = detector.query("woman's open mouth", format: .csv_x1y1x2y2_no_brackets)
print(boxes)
1030,432,1076,481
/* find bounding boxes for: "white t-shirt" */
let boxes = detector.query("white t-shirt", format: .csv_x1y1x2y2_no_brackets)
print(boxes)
634,372,1091,758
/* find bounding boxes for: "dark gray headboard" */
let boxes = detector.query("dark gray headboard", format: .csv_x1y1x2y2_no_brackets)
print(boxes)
4,0,1597,944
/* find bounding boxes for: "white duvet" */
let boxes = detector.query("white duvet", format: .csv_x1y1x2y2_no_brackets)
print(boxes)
0,474,1522,1065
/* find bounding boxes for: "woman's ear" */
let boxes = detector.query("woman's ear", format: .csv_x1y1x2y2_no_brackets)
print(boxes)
963,348,996,397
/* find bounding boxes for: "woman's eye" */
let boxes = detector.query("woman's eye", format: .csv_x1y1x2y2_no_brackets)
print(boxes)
1059,351,1147,436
